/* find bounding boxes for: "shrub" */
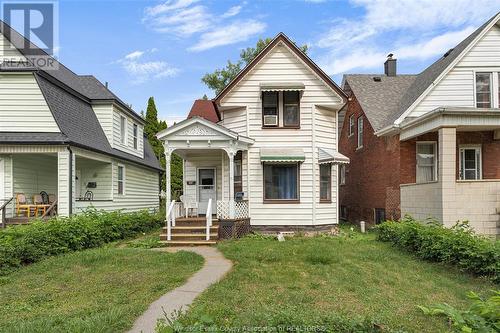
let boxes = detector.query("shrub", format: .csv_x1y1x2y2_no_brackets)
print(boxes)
0,208,163,274
376,217,500,283
418,290,500,332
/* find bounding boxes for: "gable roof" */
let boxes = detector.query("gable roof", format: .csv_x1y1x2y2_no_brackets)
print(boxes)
343,74,417,131
214,32,347,104
0,20,144,124
187,100,220,123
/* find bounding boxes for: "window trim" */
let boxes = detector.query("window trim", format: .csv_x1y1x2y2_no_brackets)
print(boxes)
348,114,355,137
262,91,279,128
319,163,332,203
132,124,138,150
120,115,127,145
283,91,301,128
357,116,364,149
474,72,493,108
416,141,438,184
117,164,126,195
263,162,300,203
459,145,482,180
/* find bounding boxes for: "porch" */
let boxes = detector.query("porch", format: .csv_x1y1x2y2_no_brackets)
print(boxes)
399,108,500,237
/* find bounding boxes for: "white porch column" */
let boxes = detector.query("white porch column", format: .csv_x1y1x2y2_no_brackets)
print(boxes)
164,147,172,220
57,149,74,217
227,149,235,219
439,127,457,227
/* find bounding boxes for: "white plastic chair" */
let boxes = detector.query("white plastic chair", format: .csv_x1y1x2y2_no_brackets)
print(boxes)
180,195,198,217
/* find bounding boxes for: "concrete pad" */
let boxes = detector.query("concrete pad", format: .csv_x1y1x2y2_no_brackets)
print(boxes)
128,246,232,333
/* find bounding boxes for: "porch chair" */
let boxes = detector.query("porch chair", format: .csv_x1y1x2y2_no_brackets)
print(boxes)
48,194,56,204
180,195,198,217
16,193,34,217
33,194,51,217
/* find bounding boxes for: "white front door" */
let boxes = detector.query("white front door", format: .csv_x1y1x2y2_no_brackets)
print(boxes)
459,146,482,180
198,168,216,215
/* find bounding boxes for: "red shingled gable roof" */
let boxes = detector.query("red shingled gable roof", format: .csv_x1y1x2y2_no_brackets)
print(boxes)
187,99,220,123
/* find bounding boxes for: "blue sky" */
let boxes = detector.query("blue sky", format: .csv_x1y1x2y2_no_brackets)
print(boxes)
46,1,500,123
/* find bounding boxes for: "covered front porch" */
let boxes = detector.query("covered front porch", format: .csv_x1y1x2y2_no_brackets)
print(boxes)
157,117,254,243
398,108,500,237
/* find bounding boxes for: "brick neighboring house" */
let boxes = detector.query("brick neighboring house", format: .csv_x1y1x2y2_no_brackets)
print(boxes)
339,12,500,238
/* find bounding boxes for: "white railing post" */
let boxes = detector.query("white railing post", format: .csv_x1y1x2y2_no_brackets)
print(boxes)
206,198,212,240
166,200,175,241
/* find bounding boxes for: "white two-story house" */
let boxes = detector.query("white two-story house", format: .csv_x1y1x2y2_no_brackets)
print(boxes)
0,20,161,224
157,33,349,240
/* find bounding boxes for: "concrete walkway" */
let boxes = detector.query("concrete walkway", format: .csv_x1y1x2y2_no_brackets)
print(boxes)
128,246,232,333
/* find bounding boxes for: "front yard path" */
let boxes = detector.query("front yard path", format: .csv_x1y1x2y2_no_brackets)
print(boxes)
128,247,232,333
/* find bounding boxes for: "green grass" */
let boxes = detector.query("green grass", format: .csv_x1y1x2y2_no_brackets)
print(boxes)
0,247,203,333
176,232,496,332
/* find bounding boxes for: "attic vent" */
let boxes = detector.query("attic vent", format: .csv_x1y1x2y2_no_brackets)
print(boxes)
373,77,382,82
443,48,454,57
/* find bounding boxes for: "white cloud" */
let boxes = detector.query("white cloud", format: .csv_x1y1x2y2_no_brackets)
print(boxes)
143,1,264,51
189,20,266,52
117,49,179,84
315,0,499,74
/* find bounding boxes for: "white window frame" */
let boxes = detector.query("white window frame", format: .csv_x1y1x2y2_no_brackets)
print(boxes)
132,123,138,150
473,70,500,108
348,114,355,137
416,141,438,183
459,145,482,180
117,164,125,195
339,164,346,185
357,116,363,149
120,115,127,145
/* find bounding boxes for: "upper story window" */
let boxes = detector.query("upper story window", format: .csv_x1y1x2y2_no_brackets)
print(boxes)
262,91,279,127
133,124,138,149
283,91,300,127
120,116,127,145
357,116,364,149
416,142,437,183
348,115,355,137
475,72,492,108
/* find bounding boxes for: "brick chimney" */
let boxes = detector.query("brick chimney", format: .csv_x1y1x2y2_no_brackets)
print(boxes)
384,53,397,76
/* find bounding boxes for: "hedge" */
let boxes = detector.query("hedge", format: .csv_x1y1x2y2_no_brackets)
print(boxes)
0,208,163,275
376,217,500,284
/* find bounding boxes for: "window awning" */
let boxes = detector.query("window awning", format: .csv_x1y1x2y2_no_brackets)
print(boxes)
260,82,305,92
318,148,350,164
260,148,305,163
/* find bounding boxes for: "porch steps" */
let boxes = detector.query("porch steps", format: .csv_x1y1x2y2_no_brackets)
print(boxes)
160,217,219,246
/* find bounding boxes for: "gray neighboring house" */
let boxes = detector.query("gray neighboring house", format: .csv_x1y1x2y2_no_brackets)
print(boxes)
0,21,162,223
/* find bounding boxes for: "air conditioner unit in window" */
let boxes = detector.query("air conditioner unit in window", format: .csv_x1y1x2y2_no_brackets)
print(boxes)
263,115,278,126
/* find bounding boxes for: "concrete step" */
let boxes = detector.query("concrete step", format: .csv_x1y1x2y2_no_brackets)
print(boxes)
159,240,217,246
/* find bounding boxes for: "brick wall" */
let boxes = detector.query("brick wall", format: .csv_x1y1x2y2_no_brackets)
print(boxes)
339,94,401,224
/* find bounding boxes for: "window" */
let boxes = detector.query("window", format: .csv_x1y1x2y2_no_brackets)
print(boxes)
416,142,437,183
339,164,346,185
283,91,300,127
117,165,125,195
133,124,138,149
263,163,299,201
262,91,278,127
357,116,363,148
475,72,492,108
348,115,355,137
319,164,331,202
120,116,127,144
234,151,243,197
459,146,482,180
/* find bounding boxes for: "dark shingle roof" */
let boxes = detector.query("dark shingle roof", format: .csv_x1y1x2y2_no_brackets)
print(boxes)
0,132,68,143
344,74,417,131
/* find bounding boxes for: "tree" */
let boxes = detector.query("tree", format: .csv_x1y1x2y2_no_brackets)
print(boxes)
143,97,183,200
202,37,308,95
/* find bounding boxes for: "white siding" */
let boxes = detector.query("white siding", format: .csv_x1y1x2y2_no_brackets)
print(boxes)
12,154,58,199
219,43,343,226
408,24,500,118
0,155,13,217
91,104,114,145
75,157,112,200
0,73,60,132
0,32,26,61
112,106,144,158
183,151,223,204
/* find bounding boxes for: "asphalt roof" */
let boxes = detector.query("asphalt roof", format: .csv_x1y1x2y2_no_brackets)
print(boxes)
187,100,220,123
344,12,500,131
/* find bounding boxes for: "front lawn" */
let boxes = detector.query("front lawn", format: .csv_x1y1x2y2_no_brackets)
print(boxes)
0,247,203,333
175,232,496,332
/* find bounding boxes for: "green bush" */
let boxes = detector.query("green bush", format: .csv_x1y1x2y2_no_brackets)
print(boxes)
0,208,163,274
418,290,500,332
376,217,500,283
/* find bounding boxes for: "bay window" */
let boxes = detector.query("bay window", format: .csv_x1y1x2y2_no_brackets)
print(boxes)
459,146,482,180
263,163,299,202
319,164,331,202
475,72,492,108
416,142,437,183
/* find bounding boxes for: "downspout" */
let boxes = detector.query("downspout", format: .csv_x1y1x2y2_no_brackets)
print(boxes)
67,146,73,216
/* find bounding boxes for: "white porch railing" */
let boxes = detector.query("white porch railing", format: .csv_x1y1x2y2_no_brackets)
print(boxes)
206,198,212,240
165,200,176,241
217,200,249,220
